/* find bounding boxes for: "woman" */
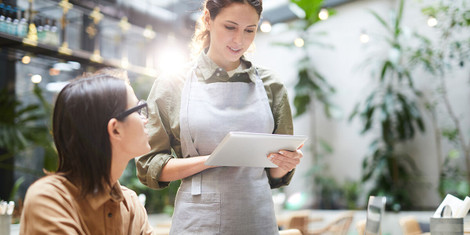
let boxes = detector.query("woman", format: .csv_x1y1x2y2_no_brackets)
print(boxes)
136,0,303,234
20,69,154,235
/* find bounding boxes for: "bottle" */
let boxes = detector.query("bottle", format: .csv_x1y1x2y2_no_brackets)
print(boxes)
4,5,12,35
17,10,27,38
42,18,50,44
11,7,19,36
0,4,5,34
49,19,59,46
36,17,44,43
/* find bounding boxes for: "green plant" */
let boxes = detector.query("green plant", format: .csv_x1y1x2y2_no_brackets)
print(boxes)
349,0,426,211
0,87,50,200
410,0,470,198
274,0,346,209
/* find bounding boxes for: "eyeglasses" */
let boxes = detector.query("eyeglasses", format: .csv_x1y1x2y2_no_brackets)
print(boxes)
114,100,148,120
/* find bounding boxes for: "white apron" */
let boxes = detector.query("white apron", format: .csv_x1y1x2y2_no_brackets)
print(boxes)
170,68,279,235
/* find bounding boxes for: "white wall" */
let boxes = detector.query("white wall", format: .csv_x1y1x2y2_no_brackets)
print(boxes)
250,0,470,208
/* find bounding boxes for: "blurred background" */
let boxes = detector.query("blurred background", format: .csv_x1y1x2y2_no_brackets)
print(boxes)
0,0,469,232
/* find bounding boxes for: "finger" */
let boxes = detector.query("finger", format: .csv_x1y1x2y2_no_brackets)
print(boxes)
269,153,300,169
278,150,303,159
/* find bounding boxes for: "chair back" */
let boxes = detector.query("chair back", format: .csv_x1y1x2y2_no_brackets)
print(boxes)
399,216,422,235
279,229,303,235
309,211,355,235
286,210,310,235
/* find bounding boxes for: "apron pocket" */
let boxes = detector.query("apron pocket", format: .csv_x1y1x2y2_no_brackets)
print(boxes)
171,191,221,234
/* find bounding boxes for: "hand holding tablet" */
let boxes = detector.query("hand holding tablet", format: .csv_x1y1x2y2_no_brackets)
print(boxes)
205,132,308,167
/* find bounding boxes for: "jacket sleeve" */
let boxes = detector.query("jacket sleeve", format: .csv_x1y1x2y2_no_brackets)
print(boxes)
135,73,184,190
259,67,296,189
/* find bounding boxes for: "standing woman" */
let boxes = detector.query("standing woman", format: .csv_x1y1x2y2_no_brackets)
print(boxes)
20,70,154,234
136,0,303,234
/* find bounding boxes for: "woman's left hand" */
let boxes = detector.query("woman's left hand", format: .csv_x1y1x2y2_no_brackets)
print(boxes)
268,147,303,172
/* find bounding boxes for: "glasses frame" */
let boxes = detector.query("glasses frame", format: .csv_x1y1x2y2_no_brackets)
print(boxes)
114,100,148,121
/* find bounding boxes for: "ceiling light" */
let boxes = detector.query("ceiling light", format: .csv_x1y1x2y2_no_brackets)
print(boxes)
260,21,272,33
318,9,329,21
427,16,438,27
143,25,156,39
359,31,370,43
21,55,31,64
294,37,304,48
121,57,129,69
31,74,42,84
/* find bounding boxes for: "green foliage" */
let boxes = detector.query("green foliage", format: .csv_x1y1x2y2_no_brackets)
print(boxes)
438,149,469,199
276,0,355,210
0,86,55,200
351,0,426,211
291,0,336,28
9,177,24,201
0,89,47,155
273,0,337,117
410,0,470,195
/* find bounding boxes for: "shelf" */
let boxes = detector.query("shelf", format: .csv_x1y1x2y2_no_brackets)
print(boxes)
0,32,157,77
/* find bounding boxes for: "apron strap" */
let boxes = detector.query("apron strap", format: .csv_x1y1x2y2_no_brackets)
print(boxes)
191,173,202,195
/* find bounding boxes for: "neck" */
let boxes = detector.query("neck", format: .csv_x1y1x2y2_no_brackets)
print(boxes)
110,154,129,185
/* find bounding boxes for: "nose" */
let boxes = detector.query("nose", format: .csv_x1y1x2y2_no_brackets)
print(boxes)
232,30,243,46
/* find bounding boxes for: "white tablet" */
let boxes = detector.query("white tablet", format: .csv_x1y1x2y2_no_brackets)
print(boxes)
205,132,307,168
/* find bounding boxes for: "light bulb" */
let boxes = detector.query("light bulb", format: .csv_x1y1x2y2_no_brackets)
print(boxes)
294,37,304,47
319,9,329,21
427,17,438,27
260,21,272,33
21,55,31,64
31,74,42,84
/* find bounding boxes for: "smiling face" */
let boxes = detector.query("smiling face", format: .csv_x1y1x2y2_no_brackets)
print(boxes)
205,2,259,71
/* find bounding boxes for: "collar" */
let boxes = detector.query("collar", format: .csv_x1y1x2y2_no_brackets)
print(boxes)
195,52,258,83
87,181,129,211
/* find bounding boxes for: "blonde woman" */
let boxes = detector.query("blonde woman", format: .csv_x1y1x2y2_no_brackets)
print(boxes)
137,1,303,234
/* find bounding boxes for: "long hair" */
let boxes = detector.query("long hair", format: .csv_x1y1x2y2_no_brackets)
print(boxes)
53,70,128,197
190,0,263,58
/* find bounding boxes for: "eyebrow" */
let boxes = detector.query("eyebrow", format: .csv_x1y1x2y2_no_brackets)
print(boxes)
226,20,257,28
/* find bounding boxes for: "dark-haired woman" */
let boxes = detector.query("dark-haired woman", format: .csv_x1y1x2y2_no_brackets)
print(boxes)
20,70,154,235
136,0,303,234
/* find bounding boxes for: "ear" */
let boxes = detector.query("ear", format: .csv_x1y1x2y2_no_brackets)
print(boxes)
108,118,122,141
203,10,211,30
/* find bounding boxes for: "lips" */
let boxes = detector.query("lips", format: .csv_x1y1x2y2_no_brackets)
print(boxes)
228,46,241,53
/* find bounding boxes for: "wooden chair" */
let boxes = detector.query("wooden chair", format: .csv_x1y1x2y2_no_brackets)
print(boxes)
279,229,303,235
308,211,355,235
399,216,423,235
153,222,171,235
280,210,312,235
356,219,366,235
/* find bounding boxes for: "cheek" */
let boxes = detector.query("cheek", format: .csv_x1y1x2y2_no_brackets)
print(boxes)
245,33,256,44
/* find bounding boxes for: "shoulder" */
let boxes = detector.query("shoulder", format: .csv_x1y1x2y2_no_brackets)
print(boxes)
120,185,138,198
25,175,73,198
23,175,77,211
147,64,191,103
255,66,287,93
119,185,145,211
152,64,192,91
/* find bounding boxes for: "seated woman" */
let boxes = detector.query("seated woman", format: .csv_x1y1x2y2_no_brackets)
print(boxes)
20,69,154,234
